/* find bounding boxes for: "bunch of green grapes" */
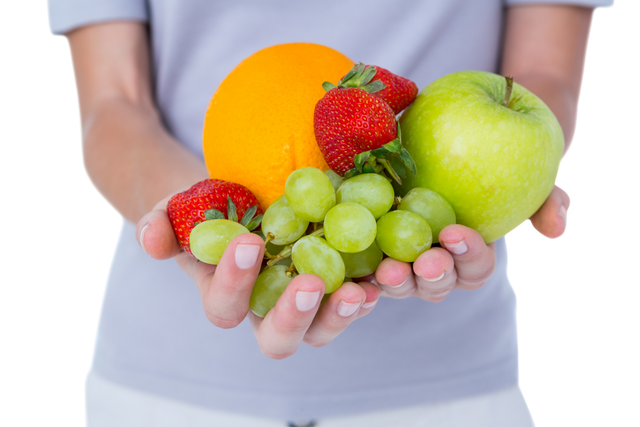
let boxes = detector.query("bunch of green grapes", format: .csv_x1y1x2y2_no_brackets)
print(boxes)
190,166,457,318
251,167,456,316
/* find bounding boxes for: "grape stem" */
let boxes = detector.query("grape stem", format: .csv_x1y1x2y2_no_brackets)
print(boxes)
266,228,325,266
266,246,292,267
308,227,325,238
263,232,277,259
285,261,297,278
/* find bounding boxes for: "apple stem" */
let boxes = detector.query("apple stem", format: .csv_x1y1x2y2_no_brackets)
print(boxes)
502,75,514,107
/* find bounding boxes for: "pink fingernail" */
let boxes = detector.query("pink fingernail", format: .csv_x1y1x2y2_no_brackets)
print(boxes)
421,271,445,282
296,291,321,312
235,245,261,269
362,299,378,309
559,204,567,223
337,300,360,317
444,240,468,255
388,277,408,288
139,223,150,254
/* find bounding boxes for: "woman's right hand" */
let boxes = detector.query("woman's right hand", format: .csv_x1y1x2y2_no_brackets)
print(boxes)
136,194,380,359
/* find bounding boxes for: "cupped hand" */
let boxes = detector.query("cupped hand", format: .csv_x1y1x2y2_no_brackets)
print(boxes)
135,195,379,359
530,185,570,239
373,223,496,302
372,185,570,302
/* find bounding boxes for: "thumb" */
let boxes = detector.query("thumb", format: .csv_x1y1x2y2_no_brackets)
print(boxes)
136,194,183,260
530,185,570,239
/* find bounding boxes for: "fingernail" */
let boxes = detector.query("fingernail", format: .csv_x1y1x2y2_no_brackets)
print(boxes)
559,204,567,224
444,240,468,255
235,244,261,269
421,271,445,282
370,277,381,287
139,223,150,254
388,276,408,288
296,291,321,312
362,299,378,309
337,300,361,317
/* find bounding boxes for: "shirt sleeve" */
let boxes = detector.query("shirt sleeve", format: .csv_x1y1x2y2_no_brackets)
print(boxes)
505,0,613,6
48,0,149,35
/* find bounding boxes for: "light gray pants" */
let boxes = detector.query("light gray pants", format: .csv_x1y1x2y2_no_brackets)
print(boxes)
86,371,534,427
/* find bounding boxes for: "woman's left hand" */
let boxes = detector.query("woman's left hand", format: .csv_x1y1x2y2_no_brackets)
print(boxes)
372,185,569,302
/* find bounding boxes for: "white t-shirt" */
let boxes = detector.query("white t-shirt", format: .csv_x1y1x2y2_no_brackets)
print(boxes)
49,0,611,421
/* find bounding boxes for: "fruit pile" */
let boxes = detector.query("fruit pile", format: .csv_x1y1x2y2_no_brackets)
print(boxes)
252,165,456,317
168,57,456,317
168,44,564,318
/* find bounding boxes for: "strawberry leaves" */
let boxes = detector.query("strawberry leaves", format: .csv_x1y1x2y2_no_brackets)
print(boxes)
315,62,419,182
337,63,386,94
203,197,262,231
322,63,385,94
344,124,416,184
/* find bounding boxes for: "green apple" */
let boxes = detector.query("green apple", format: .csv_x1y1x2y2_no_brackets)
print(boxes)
399,71,564,243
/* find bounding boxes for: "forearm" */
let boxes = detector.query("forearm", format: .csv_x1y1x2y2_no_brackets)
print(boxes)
82,98,207,223
500,5,593,154
67,22,208,223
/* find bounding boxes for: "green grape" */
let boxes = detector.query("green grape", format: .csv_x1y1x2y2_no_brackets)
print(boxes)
376,210,432,262
324,169,344,192
285,167,336,222
398,187,456,242
262,195,309,245
250,265,294,318
340,241,383,278
190,219,249,264
291,236,345,293
336,173,395,219
324,203,376,253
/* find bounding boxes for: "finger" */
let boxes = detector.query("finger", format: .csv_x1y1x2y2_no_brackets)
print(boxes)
530,185,570,238
136,193,183,260
249,280,380,338
373,257,417,298
175,251,217,291
303,282,366,347
341,276,380,315
412,247,456,302
252,273,325,359
200,233,264,329
356,281,381,318
136,207,182,260
439,224,496,291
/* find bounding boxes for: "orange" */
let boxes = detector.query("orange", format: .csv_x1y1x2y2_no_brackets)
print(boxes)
203,43,354,209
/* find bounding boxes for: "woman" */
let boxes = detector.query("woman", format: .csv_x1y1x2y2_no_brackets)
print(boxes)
49,0,609,425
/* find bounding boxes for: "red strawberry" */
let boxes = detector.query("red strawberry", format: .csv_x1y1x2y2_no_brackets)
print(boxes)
167,179,263,256
332,63,418,114
363,65,418,114
314,87,398,176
